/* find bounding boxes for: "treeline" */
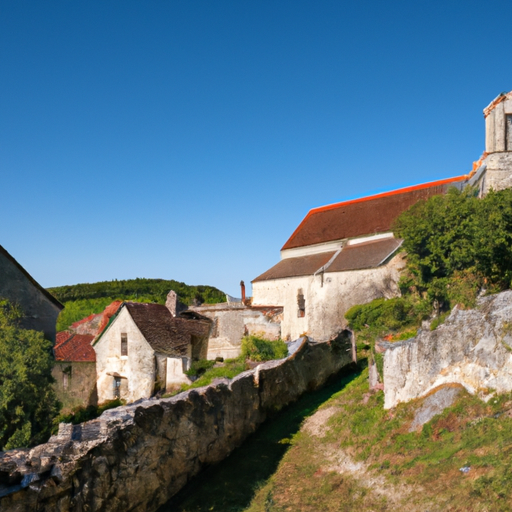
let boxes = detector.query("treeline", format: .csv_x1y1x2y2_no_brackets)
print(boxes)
48,278,226,331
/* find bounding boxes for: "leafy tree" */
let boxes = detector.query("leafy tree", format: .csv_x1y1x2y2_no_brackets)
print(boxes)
47,278,227,331
0,300,59,450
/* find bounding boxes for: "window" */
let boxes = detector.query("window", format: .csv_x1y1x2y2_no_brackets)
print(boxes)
297,289,306,318
121,333,128,356
63,373,68,390
113,376,121,399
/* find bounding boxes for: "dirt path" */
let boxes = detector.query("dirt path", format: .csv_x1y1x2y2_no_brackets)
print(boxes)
302,406,426,511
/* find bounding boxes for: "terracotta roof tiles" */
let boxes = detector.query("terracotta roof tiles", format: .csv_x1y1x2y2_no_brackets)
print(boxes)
281,176,467,251
54,333,96,362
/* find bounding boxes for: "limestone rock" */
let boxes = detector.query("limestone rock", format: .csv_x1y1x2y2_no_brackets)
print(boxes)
383,291,512,409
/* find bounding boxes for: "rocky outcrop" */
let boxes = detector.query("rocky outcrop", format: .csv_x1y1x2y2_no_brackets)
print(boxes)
382,291,512,409
0,334,352,512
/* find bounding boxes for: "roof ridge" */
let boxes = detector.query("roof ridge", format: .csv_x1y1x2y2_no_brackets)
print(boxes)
281,175,468,251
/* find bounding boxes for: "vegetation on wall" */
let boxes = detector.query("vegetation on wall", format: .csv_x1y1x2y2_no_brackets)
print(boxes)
346,186,512,379
0,299,60,450
47,278,226,331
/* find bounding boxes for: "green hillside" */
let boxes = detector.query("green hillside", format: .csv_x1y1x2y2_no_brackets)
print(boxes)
47,278,225,331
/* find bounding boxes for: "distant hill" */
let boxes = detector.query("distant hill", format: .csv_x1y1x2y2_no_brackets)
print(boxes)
47,278,226,332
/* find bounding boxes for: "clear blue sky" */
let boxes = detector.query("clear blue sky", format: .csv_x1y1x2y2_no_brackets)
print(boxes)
2,1,512,296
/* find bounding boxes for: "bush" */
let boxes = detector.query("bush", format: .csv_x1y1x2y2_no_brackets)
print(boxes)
54,399,124,427
0,299,60,450
185,359,216,378
240,335,288,362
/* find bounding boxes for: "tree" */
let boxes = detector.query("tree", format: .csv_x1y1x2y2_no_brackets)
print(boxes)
0,300,59,450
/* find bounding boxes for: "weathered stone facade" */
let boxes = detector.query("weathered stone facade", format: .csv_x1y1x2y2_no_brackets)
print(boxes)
190,303,283,359
382,291,512,409
253,252,405,342
0,335,353,512
93,301,211,403
52,361,98,412
0,245,63,341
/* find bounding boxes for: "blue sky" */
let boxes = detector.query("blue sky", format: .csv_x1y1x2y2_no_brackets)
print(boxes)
2,1,512,296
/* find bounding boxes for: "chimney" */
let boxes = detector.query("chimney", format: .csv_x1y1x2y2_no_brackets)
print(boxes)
166,290,184,317
240,280,246,303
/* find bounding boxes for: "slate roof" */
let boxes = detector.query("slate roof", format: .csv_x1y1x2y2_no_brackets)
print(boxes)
0,245,64,310
253,238,403,282
54,333,96,362
281,176,467,251
117,303,211,357
327,238,403,273
252,252,336,282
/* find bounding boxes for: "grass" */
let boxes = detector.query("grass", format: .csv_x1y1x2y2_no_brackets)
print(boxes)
157,368,361,512
164,337,288,397
247,365,512,511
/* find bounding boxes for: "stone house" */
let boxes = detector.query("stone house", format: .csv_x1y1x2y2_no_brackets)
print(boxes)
52,331,97,412
93,299,211,403
0,244,63,341
251,176,468,342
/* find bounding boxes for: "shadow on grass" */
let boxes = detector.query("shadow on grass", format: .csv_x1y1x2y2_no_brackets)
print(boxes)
157,365,361,512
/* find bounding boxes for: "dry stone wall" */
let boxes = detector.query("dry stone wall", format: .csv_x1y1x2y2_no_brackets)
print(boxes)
0,334,352,512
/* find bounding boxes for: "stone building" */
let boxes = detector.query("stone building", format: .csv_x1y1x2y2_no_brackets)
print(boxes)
468,90,512,194
190,301,283,360
93,299,211,403
252,177,468,342
52,331,97,413
0,245,63,341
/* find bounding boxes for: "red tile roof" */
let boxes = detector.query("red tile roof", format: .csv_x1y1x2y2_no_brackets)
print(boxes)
55,331,73,348
281,176,468,251
54,333,96,362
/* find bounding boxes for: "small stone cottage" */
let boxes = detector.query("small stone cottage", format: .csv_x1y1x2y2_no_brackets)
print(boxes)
53,332,97,412
0,244,63,341
93,296,211,403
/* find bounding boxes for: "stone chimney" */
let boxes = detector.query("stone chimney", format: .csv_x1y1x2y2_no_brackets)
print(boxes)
240,281,246,303
166,290,185,317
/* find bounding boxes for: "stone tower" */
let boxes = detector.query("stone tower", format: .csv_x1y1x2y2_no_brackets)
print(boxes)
482,91,512,193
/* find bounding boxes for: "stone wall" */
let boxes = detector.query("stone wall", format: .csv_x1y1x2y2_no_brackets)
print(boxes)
0,247,62,341
382,291,512,409
0,334,352,512
52,362,98,413
190,303,283,360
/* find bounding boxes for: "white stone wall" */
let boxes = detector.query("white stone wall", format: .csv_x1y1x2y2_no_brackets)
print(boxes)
190,304,283,360
166,357,190,387
94,307,156,403
252,253,405,341
483,152,512,193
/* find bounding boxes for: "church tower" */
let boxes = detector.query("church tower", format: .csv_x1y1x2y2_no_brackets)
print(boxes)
481,91,512,193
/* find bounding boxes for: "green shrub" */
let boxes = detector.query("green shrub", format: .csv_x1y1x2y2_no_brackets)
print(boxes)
185,359,216,378
54,399,124,428
0,299,60,450
240,335,288,362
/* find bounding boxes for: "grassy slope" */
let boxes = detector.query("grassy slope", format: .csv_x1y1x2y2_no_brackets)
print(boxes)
159,351,512,511
247,364,512,511
47,278,226,331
